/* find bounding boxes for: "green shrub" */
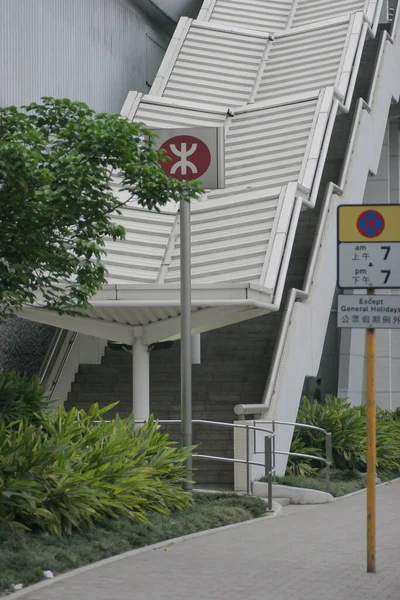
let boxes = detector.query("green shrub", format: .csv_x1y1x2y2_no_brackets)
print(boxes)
392,407,400,421
285,435,320,476
288,397,400,477
0,404,193,534
0,369,50,425
327,468,362,482
192,492,266,518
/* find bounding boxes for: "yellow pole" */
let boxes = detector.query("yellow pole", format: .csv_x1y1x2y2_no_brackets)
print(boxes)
366,289,376,574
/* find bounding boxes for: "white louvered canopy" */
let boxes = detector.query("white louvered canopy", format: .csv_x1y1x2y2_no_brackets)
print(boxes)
23,0,383,343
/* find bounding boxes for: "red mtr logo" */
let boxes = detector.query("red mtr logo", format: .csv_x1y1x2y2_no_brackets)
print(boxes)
159,135,211,181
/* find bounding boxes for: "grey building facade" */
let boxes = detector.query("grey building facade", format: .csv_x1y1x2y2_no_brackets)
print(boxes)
0,0,200,375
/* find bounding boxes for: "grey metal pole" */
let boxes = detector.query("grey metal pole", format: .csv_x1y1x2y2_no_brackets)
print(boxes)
246,424,250,495
265,436,273,511
272,421,276,480
325,432,332,494
180,198,193,492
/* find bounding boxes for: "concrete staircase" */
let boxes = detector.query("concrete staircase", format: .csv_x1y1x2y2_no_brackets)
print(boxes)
66,322,273,485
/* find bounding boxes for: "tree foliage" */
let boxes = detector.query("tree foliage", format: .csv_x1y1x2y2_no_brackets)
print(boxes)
0,98,201,319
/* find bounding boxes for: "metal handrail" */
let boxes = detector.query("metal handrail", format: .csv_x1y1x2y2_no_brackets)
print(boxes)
275,451,329,465
266,420,329,435
106,417,275,504
47,332,78,400
98,415,331,496
256,419,333,493
39,329,64,385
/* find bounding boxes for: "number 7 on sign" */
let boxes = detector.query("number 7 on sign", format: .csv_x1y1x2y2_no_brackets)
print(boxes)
381,246,391,260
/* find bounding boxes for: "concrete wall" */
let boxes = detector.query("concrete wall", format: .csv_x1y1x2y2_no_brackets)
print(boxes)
0,319,55,376
317,306,341,398
0,0,170,113
0,0,171,375
151,0,201,21
49,334,108,407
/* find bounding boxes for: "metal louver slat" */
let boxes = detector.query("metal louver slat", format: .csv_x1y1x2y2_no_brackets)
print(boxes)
164,192,281,284
207,0,293,32
103,208,175,285
221,100,317,189
135,101,226,128
163,24,267,105
166,263,269,284
105,267,161,285
105,253,161,270
292,0,365,27
256,21,349,102
265,54,344,75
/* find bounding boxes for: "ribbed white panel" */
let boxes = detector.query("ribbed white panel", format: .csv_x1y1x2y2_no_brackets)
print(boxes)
103,208,175,284
291,0,365,27
164,194,281,283
103,0,368,289
256,22,349,102
163,23,267,105
215,99,319,196
205,0,293,32
135,100,226,128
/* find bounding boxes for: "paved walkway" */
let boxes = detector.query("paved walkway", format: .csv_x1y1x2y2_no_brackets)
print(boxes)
16,480,400,600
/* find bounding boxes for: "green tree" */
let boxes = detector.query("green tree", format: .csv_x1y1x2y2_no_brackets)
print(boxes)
0,98,201,320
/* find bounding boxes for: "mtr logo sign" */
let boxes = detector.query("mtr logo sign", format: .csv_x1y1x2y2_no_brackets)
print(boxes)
152,126,224,189
159,135,211,181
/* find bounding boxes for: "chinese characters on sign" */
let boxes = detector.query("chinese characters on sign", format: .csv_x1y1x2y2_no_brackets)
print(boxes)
338,242,400,288
337,295,400,329
337,205,400,290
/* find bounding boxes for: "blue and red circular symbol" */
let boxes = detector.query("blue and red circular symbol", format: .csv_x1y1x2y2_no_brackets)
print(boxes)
356,209,385,238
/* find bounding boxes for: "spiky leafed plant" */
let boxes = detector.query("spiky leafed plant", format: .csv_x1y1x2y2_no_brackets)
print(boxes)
0,404,193,534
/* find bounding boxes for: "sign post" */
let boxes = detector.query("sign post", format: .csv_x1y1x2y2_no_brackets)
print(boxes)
179,197,192,489
366,289,376,574
337,204,400,574
154,127,224,491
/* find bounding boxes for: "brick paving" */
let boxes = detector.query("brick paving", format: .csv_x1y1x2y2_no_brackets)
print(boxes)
17,480,400,600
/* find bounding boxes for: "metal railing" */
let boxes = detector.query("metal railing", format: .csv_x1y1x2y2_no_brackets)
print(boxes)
39,329,65,386
256,420,332,493
39,329,77,400
99,417,332,504
133,418,276,510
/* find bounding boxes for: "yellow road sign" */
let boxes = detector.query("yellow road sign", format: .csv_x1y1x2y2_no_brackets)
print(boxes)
338,205,400,242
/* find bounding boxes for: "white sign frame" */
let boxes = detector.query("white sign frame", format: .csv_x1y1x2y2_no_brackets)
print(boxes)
337,294,400,328
152,127,225,190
